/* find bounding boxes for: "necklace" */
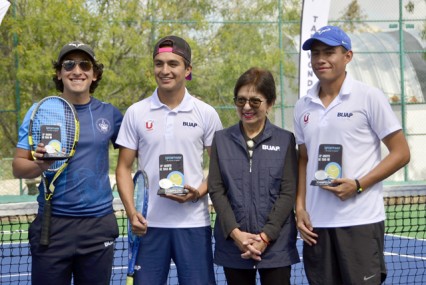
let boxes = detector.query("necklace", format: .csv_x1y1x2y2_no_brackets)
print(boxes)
246,138,254,172
246,139,254,158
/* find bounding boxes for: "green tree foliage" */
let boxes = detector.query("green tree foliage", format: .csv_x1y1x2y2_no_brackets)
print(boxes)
190,0,301,124
0,0,302,160
0,0,424,180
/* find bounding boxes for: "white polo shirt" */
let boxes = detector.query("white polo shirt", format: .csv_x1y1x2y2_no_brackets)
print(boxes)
294,74,401,227
116,88,222,228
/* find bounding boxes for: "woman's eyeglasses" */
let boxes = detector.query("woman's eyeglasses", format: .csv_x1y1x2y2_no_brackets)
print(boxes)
62,60,93,72
234,97,263,108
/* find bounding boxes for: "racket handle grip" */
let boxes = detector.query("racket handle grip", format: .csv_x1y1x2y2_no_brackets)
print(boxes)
39,200,52,246
126,276,134,285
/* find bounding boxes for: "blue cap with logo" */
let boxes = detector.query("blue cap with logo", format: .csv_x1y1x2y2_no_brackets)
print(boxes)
302,25,351,51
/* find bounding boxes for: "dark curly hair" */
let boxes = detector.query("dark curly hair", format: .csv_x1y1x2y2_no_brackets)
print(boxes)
52,59,104,94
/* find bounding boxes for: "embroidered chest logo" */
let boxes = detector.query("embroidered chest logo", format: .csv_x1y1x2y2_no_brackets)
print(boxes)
337,112,353,118
96,118,111,134
183,122,198,128
303,112,310,125
146,120,154,131
262,145,280,151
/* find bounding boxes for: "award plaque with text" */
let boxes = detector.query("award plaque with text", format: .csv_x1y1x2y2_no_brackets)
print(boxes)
310,144,342,187
157,154,188,195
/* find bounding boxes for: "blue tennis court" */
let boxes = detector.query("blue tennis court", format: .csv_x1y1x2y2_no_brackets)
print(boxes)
1,193,424,284
1,234,424,284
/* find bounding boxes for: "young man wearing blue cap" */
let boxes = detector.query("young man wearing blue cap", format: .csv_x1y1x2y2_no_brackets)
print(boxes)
293,26,410,284
116,35,222,285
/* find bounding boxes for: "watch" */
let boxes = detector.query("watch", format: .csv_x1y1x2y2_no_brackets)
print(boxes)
355,179,363,194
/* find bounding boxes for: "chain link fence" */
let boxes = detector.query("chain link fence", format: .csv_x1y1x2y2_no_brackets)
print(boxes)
0,0,425,197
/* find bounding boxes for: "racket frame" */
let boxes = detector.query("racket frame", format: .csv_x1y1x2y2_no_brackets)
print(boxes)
28,96,79,246
126,170,149,284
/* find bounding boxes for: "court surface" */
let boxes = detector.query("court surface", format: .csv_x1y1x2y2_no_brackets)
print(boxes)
1,234,424,285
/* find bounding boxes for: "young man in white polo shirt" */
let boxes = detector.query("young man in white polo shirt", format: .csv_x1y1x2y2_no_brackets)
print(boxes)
293,26,410,285
115,35,222,285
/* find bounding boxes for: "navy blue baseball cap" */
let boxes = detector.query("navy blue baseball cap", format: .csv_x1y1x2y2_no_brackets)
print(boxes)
302,25,352,51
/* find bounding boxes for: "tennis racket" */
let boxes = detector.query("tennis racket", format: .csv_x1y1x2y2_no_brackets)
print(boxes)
28,96,79,246
126,170,149,285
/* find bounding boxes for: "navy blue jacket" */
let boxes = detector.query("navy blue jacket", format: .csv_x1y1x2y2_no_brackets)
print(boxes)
209,119,300,269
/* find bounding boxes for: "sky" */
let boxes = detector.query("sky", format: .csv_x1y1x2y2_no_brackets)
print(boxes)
327,0,425,45
328,0,426,28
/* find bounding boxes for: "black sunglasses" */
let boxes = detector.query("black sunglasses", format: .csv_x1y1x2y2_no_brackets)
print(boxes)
62,60,93,72
234,97,264,108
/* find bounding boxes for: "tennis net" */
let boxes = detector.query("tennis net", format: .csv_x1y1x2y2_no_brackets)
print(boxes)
0,185,425,284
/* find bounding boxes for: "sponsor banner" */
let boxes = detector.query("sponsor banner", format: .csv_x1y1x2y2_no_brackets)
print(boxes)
299,0,331,98
0,0,10,25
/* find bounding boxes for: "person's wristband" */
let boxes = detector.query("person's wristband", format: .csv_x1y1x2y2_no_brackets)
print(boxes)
355,179,363,194
259,233,270,245
192,190,200,203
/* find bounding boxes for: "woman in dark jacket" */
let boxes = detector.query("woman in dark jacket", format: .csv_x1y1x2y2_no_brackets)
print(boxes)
208,67,299,285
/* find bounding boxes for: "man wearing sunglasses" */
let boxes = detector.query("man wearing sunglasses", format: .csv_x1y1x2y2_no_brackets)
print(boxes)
13,41,123,284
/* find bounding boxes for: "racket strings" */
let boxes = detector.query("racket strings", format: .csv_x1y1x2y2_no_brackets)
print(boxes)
30,98,78,169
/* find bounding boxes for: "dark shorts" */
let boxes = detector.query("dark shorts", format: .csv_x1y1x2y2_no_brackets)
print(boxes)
29,212,119,285
134,226,216,285
303,221,386,285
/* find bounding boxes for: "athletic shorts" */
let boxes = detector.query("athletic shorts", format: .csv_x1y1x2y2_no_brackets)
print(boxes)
29,212,119,285
303,221,386,285
134,226,216,285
